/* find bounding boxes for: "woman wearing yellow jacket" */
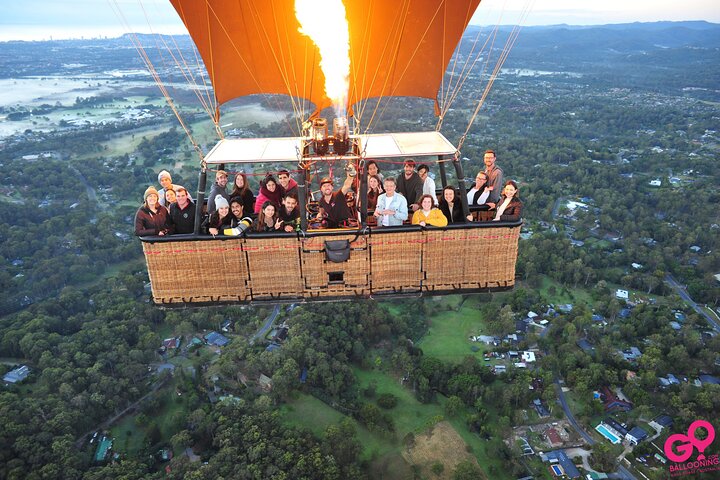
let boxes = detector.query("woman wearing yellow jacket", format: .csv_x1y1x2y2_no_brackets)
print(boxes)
411,194,448,227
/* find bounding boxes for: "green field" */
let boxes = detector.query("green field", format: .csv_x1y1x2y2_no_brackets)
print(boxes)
536,275,594,305
278,394,391,461
417,296,489,363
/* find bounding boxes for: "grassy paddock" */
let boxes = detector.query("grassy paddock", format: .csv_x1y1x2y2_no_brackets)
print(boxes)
417,297,489,363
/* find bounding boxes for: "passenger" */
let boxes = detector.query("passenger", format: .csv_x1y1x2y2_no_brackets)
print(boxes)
366,174,384,212
163,188,176,209
438,186,472,224
277,169,298,198
417,164,438,204
492,180,523,222
230,172,255,217
253,200,282,232
204,195,233,236
373,177,408,227
316,173,354,228
134,186,169,236
467,171,492,209
412,194,448,227
367,160,384,184
167,187,197,234
278,194,301,232
483,149,504,207
395,159,423,212
229,197,244,226
254,175,284,215
157,170,188,207
207,169,230,214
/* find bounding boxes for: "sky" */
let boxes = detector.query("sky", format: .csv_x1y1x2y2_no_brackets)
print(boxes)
0,0,718,41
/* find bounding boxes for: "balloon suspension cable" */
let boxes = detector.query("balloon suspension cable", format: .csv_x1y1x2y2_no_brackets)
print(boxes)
457,1,533,151
436,14,501,131
109,0,206,164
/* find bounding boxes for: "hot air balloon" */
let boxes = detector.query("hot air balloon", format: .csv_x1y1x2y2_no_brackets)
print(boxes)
138,0,521,305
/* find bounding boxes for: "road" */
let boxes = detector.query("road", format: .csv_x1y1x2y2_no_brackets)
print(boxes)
554,378,638,480
665,274,719,332
249,304,281,344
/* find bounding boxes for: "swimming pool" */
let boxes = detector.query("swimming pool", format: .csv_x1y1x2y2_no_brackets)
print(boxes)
550,464,565,476
596,423,621,444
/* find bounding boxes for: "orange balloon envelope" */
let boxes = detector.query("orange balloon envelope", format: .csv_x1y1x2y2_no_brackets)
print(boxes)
170,0,481,116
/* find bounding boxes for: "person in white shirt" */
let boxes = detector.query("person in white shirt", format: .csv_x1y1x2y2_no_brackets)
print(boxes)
417,164,437,204
373,178,408,227
467,171,492,208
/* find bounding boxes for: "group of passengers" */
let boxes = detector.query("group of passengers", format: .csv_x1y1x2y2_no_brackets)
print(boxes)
134,150,522,237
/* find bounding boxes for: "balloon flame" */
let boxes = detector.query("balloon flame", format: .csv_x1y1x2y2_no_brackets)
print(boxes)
295,0,350,117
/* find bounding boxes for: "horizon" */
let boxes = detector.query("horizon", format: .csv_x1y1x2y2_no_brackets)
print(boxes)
0,19,718,44
1,0,719,42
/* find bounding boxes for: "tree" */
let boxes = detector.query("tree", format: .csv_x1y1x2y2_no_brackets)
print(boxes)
453,460,483,480
445,395,464,417
377,393,398,409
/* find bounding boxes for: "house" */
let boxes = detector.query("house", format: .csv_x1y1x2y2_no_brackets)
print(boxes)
591,314,605,322
258,374,273,392
508,350,519,358
604,418,628,436
533,398,550,417
650,415,673,432
669,321,682,331
619,308,632,319
493,365,507,374
265,343,281,353
690,245,701,252
600,387,632,412
698,374,720,386
615,289,629,300
659,374,681,387
204,332,230,347
631,263,643,270
527,311,538,319
540,450,582,479
272,325,289,342
186,337,204,351
626,426,648,445
515,320,529,333
621,347,642,362
577,339,595,353
545,427,563,447
650,415,673,431
3,365,30,384
521,351,536,363
475,335,498,345
221,319,233,332
162,337,181,351
558,304,573,313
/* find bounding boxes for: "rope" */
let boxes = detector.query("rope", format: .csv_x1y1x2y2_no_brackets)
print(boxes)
108,0,205,163
457,0,534,152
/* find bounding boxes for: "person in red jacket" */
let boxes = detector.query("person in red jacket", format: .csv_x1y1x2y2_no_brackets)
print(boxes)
134,186,169,236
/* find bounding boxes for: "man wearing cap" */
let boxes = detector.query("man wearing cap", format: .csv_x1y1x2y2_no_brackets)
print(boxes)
167,187,196,234
157,170,188,207
207,169,230,214
317,172,354,228
395,159,423,213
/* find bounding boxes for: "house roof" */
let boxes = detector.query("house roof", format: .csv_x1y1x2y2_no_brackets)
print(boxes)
3,365,30,383
698,374,720,385
577,339,594,352
541,450,582,479
654,415,673,427
627,426,648,441
205,332,230,347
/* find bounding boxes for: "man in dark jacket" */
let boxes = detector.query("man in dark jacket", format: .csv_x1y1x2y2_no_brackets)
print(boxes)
207,169,230,214
167,187,197,234
395,159,423,212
